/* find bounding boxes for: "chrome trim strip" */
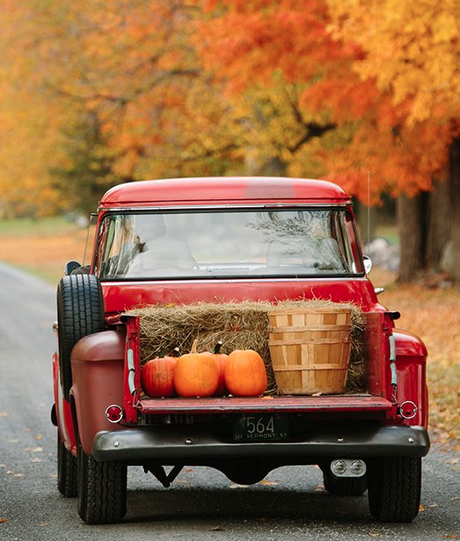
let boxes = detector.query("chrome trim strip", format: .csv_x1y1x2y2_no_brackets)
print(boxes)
100,276,367,286
97,203,350,212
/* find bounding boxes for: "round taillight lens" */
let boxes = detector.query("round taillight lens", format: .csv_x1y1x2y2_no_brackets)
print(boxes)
105,404,123,424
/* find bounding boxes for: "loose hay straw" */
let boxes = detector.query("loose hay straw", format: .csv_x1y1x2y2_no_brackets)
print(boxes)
126,299,364,395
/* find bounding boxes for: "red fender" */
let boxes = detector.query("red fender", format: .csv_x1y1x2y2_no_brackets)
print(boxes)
70,329,126,455
394,330,428,428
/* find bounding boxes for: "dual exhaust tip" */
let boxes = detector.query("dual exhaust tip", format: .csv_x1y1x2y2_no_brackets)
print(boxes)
330,458,366,478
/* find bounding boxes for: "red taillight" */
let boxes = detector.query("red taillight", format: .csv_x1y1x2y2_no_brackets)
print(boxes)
105,404,123,424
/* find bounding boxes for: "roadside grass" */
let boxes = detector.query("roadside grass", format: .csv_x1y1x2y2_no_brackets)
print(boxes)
0,215,73,236
0,218,458,446
0,217,93,284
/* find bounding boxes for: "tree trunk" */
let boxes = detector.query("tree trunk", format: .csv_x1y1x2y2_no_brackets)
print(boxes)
447,136,460,281
257,156,287,176
426,178,451,270
398,136,460,283
397,193,424,282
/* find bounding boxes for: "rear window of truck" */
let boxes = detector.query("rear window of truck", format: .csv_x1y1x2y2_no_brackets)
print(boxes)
95,208,364,280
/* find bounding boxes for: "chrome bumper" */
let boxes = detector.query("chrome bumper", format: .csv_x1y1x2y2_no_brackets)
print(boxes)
92,425,430,463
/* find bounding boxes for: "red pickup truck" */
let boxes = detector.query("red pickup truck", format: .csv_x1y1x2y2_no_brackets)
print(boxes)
51,176,429,524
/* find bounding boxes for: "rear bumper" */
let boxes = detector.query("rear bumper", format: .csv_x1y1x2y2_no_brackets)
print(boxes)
92,424,430,463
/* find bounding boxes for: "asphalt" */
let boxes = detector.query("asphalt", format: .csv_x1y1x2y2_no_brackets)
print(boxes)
0,261,458,540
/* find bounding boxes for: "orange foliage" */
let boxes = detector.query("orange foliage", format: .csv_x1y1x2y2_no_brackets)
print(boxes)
1,0,460,213
196,0,460,202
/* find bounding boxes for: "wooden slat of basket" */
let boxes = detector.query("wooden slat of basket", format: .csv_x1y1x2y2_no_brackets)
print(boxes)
269,338,351,345
273,364,348,371
268,324,351,332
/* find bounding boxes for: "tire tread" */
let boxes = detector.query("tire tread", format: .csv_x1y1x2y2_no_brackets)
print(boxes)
368,456,421,522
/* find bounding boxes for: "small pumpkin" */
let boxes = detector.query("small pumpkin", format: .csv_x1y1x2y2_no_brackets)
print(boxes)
211,341,229,396
174,339,219,398
224,349,267,397
141,349,179,398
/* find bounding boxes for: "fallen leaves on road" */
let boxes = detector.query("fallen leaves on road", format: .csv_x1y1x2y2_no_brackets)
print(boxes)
0,411,8,417
260,479,278,486
0,518,8,524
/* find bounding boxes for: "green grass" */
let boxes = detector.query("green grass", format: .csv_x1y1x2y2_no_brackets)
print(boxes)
0,216,74,237
375,223,399,244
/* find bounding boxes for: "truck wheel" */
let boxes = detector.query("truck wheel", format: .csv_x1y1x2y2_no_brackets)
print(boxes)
368,457,421,522
77,445,127,524
57,274,105,400
323,471,367,496
57,434,77,497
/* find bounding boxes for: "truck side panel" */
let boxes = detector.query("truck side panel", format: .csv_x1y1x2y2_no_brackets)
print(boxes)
394,330,429,428
71,330,125,454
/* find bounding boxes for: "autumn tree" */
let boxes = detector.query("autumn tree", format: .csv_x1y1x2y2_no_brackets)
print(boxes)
0,1,248,214
197,0,460,282
327,0,460,282
0,2,65,216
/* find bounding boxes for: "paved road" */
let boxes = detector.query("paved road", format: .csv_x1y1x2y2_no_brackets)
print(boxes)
0,261,458,540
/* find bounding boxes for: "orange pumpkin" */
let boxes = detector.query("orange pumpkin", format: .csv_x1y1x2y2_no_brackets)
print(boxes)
212,341,229,397
141,353,177,398
174,339,219,397
224,349,267,397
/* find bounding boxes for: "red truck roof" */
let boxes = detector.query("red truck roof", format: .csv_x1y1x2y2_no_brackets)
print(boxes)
99,177,350,208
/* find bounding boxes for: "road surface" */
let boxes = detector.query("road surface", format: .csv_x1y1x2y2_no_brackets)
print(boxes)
0,261,458,540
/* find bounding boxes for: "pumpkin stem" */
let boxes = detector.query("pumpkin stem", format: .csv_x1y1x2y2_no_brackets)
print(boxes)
190,338,199,354
213,341,223,354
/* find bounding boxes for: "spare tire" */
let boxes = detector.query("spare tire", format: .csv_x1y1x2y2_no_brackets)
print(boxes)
57,274,105,400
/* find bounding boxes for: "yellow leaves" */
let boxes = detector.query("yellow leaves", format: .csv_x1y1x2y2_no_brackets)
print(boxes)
431,12,458,43
260,479,278,486
326,0,460,124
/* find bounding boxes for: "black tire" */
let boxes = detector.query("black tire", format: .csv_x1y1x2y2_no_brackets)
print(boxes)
57,433,78,497
323,471,368,496
77,445,127,524
57,274,105,400
368,457,421,522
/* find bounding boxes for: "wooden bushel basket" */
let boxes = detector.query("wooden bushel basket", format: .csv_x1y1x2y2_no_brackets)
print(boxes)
268,307,352,395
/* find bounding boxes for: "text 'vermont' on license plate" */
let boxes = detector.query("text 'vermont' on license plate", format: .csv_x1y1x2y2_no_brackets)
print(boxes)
233,414,289,441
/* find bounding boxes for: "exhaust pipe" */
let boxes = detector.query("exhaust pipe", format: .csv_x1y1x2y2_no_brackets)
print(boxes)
330,459,366,478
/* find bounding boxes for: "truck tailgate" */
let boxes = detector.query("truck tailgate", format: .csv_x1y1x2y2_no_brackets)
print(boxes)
138,395,393,415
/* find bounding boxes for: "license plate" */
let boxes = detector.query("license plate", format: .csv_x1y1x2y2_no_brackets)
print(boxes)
233,414,289,442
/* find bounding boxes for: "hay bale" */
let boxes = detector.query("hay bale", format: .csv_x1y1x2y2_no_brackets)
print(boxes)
126,299,365,395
